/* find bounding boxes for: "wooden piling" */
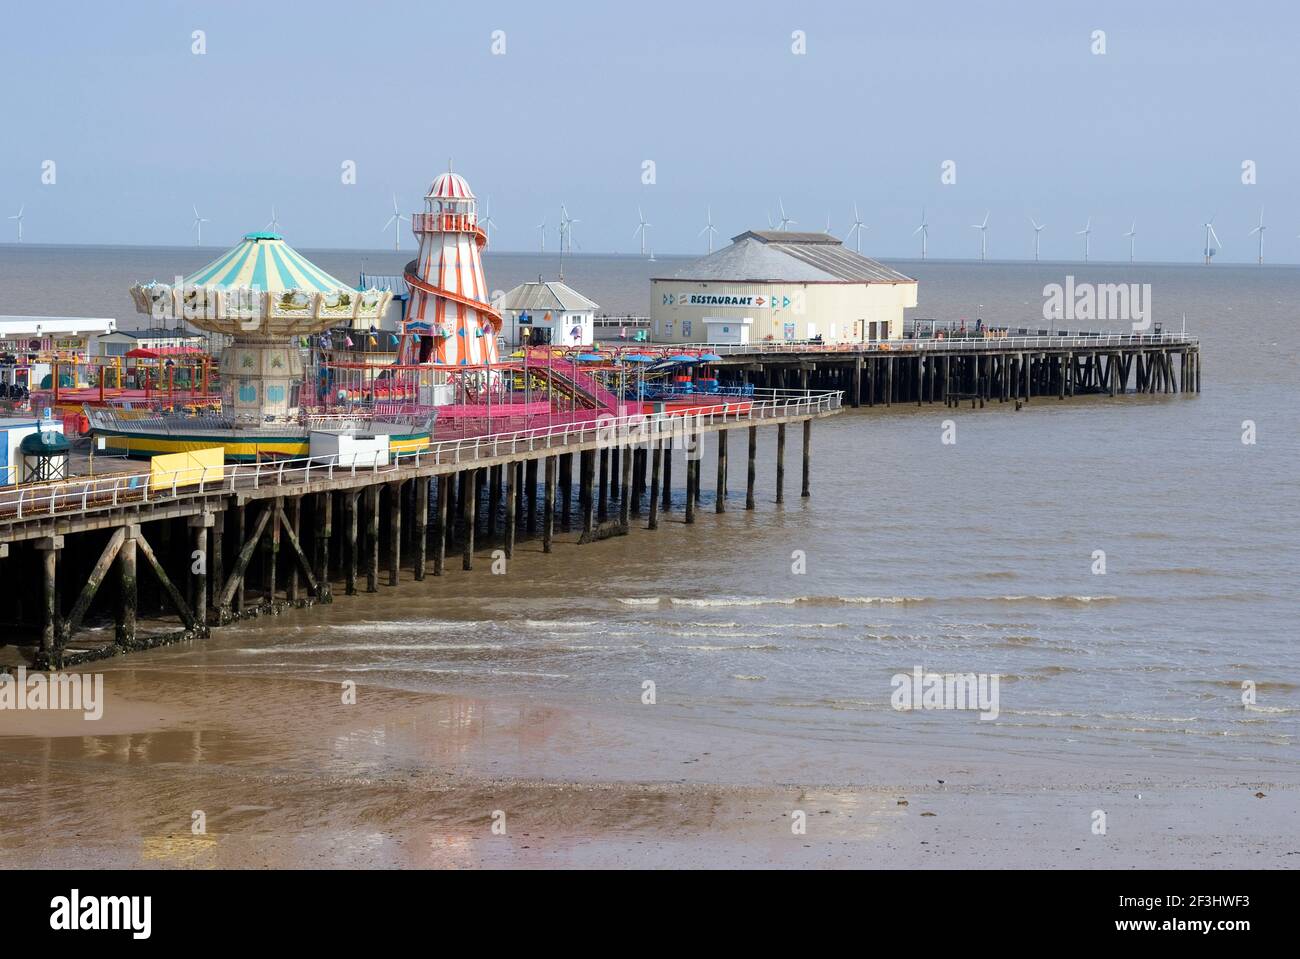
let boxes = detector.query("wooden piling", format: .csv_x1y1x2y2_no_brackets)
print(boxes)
366,486,379,593
434,476,449,576
716,430,728,514
314,492,332,599
116,527,138,645
801,419,812,498
462,469,476,570
505,461,518,559
413,479,428,581
649,440,662,530
776,423,786,504
746,425,757,510
388,480,402,586
685,457,697,524
543,456,556,553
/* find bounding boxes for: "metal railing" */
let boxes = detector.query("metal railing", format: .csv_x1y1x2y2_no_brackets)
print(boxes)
653,331,1198,356
0,389,842,526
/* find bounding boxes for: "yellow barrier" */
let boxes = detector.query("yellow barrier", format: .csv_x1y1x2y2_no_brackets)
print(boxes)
149,446,225,492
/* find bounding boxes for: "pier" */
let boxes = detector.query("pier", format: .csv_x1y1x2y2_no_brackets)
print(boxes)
700,332,1200,407
0,389,839,669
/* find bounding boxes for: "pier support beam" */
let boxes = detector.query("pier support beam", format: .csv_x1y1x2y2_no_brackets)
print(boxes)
366,486,380,593
344,492,358,594
598,449,609,521
63,528,125,647
619,445,632,529
801,419,812,498
580,451,595,539
685,458,697,524
776,423,786,504
116,527,138,646
526,459,538,535
189,512,212,620
286,498,300,603
36,536,62,657
505,462,518,559
314,492,332,600
462,470,477,570
649,440,662,530
661,444,673,512
388,480,402,586
413,479,428,581
266,496,282,602
746,426,757,510
543,456,556,553
716,430,728,514
434,477,449,576
560,453,573,531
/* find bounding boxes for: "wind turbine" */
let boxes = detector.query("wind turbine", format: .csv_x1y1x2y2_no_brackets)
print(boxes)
190,205,209,246
480,196,497,244
824,212,833,236
9,205,23,242
1029,217,1045,261
1123,219,1137,263
560,204,578,252
971,212,989,261
913,208,929,259
1077,217,1092,262
698,205,718,252
1248,208,1265,264
633,206,651,256
777,198,795,230
536,217,547,253
1202,216,1222,265
846,203,867,254
266,206,281,232
381,194,408,251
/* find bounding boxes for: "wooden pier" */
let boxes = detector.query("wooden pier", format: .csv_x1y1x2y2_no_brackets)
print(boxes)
703,332,1201,408
0,391,840,669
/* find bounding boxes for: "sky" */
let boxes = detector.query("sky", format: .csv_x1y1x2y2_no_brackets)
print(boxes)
0,0,1296,263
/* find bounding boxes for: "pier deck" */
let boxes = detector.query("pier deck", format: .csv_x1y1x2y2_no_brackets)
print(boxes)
0,389,840,668
675,332,1200,407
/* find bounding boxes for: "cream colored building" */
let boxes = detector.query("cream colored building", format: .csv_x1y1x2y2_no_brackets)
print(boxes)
650,231,917,344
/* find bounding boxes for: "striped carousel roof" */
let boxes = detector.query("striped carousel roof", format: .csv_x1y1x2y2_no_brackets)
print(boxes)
182,233,357,292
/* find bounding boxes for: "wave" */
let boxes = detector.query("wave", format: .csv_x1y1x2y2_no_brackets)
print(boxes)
617,597,661,606
234,642,504,655
332,620,481,632
664,594,1117,609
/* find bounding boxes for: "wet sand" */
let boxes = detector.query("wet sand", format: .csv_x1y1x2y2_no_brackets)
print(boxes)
2,667,1294,869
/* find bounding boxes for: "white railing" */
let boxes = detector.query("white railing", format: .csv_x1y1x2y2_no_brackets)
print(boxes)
654,332,1198,356
0,390,842,525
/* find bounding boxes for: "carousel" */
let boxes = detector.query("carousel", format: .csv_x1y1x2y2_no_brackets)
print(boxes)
89,233,434,461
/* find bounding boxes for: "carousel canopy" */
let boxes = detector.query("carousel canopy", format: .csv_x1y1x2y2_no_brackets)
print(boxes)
181,233,355,293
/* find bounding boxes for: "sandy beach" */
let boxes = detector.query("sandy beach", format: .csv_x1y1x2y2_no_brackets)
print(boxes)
2,665,1294,869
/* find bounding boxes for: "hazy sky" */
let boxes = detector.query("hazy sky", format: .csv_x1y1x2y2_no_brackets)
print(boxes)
0,0,1295,262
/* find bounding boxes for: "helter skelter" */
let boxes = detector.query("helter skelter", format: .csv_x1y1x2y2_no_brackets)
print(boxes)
400,166,502,381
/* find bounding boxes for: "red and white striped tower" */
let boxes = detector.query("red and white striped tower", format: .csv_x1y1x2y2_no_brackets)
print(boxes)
403,166,502,366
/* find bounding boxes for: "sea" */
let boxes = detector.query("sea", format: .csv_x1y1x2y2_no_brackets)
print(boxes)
1,246,1297,784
